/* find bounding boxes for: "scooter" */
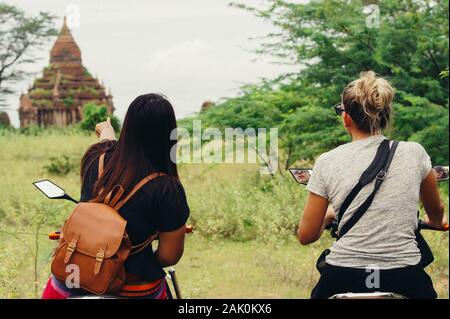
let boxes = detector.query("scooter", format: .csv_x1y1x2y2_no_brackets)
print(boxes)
33,179,192,299
290,166,449,299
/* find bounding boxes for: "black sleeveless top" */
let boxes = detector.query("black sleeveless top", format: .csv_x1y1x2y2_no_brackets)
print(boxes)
80,142,190,282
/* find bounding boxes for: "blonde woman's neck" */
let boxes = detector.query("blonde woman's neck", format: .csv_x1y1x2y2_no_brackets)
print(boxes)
351,130,381,142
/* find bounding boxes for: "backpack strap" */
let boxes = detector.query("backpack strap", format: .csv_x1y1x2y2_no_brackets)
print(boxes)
113,173,166,255
337,140,399,239
98,153,105,177
97,153,166,210
96,153,166,253
130,233,159,255
104,185,125,208
112,172,166,211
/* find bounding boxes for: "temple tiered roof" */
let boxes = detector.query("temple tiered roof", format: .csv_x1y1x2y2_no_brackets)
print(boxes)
19,17,114,127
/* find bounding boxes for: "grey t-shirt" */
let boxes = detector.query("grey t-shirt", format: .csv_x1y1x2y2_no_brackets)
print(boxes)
306,135,432,269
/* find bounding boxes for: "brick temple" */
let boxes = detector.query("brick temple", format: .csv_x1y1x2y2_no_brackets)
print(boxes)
18,17,114,127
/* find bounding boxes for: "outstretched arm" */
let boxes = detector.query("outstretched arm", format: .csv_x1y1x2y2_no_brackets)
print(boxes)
297,192,332,245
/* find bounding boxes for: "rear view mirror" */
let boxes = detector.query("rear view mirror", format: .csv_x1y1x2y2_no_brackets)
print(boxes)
289,166,448,185
289,168,312,185
433,166,449,182
33,180,66,199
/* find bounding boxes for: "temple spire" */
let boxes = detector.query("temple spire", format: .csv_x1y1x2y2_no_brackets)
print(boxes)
50,16,82,69
60,16,70,36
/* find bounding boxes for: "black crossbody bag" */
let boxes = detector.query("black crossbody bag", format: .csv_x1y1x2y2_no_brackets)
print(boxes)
315,139,434,273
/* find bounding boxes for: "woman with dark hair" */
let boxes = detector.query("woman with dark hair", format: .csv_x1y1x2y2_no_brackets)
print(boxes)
42,93,190,299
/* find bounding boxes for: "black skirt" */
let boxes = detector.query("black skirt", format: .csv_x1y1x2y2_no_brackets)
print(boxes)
311,263,437,299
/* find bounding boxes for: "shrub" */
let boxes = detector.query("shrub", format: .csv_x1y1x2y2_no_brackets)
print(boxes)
18,125,45,136
63,97,74,108
33,100,53,108
79,103,120,132
30,89,52,98
43,155,75,176
0,112,10,127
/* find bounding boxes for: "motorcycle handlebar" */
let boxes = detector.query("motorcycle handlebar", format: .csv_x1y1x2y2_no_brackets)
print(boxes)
49,225,194,240
325,221,337,231
323,220,448,237
418,220,449,232
185,225,193,233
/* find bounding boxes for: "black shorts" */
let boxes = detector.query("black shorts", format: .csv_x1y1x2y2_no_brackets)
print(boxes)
311,263,437,299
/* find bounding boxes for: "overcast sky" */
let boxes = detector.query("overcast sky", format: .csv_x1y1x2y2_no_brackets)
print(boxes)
3,0,302,127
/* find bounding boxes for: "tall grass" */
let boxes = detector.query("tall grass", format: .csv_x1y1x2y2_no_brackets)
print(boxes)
0,131,448,298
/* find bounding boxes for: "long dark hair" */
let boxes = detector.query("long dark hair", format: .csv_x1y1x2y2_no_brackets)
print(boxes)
81,93,179,202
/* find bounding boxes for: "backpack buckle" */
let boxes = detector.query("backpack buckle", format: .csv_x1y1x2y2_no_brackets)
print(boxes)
64,234,79,263
96,252,105,262
376,170,387,180
94,246,107,275
67,242,76,253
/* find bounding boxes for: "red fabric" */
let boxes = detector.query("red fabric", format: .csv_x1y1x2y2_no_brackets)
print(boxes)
41,275,171,299
41,276,70,299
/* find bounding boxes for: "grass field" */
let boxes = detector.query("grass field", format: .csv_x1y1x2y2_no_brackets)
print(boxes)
0,131,448,298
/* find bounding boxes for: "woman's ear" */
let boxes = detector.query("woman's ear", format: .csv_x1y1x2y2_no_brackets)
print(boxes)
342,111,351,128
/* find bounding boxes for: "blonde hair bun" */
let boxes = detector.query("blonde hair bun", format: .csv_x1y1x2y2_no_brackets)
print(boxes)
342,71,394,133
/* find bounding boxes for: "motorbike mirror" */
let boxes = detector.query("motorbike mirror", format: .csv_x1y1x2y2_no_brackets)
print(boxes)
33,180,66,199
433,166,449,182
289,168,312,185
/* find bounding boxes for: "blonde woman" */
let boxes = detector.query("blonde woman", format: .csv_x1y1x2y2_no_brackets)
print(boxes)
297,71,446,299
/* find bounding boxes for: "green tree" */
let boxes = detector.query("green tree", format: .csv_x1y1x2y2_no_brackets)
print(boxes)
196,85,304,129
80,103,120,132
0,4,57,108
185,1,448,168
280,106,348,168
391,101,449,164
233,0,448,106
208,0,449,165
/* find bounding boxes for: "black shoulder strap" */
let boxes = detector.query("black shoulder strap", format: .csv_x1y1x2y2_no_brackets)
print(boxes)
337,139,391,224
337,140,399,239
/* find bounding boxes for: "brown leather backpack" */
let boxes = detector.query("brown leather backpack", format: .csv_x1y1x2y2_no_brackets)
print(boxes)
51,153,164,295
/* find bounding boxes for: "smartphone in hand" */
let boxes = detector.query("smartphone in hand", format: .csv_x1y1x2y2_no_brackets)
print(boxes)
289,168,312,185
